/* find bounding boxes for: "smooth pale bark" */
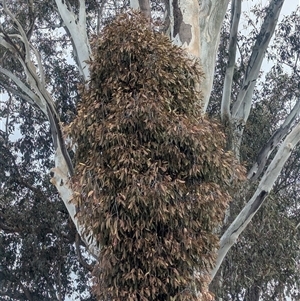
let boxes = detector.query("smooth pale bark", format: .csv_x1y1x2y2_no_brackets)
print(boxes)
0,81,37,105
50,150,99,258
211,0,289,278
162,0,230,110
211,122,300,279
131,0,229,110
55,0,92,81
221,0,241,121
53,0,101,256
0,66,45,112
228,0,284,158
0,0,99,258
167,0,200,57
199,0,230,112
232,0,284,118
130,0,140,10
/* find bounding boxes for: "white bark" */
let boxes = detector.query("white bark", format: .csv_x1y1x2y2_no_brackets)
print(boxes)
231,0,284,121
163,0,228,110
133,0,229,111
0,81,36,105
130,0,139,10
221,0,241,121
0,66,45,113
210,0,291,277
229,0,284,158
167,0,200,57
211,122,300,279
199,0,230,112
0,0,99,258
51,149,99,258
55,0,91,81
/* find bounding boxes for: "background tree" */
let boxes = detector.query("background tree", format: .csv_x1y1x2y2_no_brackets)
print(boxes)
0,0,299,300
209,5,300,300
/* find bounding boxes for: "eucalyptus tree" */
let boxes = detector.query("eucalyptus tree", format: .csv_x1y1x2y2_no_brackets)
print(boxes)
208,6,300,300
0,0,299,300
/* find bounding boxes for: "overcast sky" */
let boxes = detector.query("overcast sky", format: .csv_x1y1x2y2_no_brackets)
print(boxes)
243,0,299,16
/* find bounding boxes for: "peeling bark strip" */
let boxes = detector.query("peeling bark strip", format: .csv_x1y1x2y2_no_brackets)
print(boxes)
245,190,267,221
165,0,200,57
199,0,231,111
172,0,192,44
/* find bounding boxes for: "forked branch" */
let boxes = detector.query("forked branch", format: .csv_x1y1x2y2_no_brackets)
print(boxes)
231,0,284,121
0,0,99,258
211,121,300,279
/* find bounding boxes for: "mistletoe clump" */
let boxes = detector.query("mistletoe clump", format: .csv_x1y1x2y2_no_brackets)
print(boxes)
69,12,244,301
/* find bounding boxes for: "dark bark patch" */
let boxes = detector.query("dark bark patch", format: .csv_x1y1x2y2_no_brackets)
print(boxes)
246,190,267,220
172,0,192,44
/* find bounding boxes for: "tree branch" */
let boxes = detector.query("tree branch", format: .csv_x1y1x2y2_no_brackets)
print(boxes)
2,0,31,62
221,0,241,121
231,0,284,120
211,121,300,279
0,81,36,105
0,1,99,258
229,0,284,158
248,97,300,181
0,66,46,114
55,0,91,81
1,0,74,171
199,0,231,112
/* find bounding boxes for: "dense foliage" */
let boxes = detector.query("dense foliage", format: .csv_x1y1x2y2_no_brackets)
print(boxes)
0,1,299,301
0,107,95,300
69,12,244,301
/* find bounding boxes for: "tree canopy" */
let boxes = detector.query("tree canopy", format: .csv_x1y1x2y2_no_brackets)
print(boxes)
0,0,299,300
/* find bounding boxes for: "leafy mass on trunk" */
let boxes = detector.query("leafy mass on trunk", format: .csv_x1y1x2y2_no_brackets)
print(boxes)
68,12,244,301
